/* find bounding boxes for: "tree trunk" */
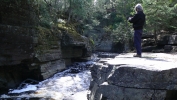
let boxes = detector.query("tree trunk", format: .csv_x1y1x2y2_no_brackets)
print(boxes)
154,24,157,44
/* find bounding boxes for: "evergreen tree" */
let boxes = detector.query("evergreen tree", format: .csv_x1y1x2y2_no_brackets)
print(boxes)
143,0,177,34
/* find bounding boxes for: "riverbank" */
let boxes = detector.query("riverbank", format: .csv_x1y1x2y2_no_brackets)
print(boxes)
89,52,177,100
1,52,177,100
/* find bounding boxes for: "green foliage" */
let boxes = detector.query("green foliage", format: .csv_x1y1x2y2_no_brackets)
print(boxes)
58,23,84,42
35,0,55,28
90,38,95,45
143,0,177,33
93,0,139,43
71,0,93,19
4,0,177,47
111,22,133,42
170,0,177,6
31,0,94,28
17,0,177,53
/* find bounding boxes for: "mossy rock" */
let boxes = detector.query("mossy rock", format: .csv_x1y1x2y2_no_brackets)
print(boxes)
58,23,84,43
34,27,61,54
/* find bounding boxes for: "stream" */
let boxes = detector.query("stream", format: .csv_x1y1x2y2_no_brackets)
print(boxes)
0,54,99,100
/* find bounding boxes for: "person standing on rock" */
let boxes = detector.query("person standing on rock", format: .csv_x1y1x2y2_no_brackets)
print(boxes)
128,3,146,57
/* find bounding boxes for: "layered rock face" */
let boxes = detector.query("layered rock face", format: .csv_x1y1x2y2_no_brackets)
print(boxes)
0,0,92,92
0,1,40,91
88,53,177,100
61,29,92,66
157,34,177,52
142,34,177,53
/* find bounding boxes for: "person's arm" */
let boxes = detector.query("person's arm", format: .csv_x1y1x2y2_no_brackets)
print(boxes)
128,14,139,23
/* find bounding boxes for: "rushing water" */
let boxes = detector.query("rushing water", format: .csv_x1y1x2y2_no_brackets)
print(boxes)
0,60,95,100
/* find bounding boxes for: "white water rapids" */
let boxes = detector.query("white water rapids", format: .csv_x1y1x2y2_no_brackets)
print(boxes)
0,61,94,100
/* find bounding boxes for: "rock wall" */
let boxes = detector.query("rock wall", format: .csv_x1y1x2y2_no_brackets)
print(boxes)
0,0,92,92
142,34,177,53
84,27,113,52
0,0,41,91
88,53,177,100
84,27,130,53
157,34,177,52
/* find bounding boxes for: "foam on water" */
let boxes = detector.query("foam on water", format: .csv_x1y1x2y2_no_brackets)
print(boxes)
1,61,93,100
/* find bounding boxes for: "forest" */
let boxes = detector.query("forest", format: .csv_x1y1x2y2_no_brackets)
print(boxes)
1,0,177,49
25,0,177,45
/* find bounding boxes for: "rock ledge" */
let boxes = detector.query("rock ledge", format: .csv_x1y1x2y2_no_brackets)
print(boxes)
88,53,177,100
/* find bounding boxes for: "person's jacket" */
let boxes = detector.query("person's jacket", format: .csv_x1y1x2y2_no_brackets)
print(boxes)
128,11,145,30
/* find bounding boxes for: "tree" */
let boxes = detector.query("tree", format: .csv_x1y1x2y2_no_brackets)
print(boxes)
143,0,177,34
109,0,142,42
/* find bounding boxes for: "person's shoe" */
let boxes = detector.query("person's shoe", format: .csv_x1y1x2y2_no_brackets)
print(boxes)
133,54,142,57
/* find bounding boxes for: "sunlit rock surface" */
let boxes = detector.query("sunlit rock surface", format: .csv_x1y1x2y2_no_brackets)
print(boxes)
88,53,177,100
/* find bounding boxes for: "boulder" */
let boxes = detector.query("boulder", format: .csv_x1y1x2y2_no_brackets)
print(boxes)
157,34,177,45
168,35,177,45
88,53,177,100
172,46,177,52
61,27,92,66
164,45,177,53
164,45,173,52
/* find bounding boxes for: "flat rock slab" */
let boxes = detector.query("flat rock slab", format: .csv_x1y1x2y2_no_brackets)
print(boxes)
104,53,177,90
106,53,177,71
88,53,177,100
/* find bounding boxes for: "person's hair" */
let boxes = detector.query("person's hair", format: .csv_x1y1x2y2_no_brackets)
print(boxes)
135,3,143,12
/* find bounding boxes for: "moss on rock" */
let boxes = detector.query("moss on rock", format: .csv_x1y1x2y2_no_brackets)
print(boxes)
34,26,61,54
58,23,84,42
